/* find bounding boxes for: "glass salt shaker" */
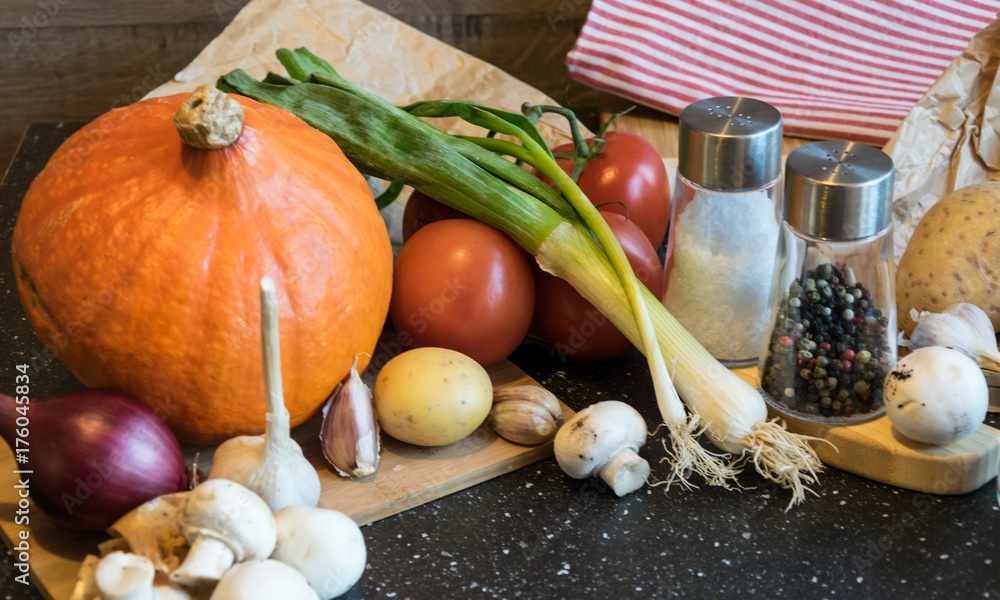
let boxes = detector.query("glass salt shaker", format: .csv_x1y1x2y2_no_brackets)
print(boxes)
663,96,783,367
758,141,896,423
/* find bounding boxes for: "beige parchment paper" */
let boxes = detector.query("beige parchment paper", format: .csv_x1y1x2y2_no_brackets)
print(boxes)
884,15,1000,261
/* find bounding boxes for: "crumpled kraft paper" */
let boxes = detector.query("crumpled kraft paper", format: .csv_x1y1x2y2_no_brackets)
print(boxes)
884,15,1000,261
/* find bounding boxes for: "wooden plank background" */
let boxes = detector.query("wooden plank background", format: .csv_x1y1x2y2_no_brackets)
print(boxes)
0,0,598,175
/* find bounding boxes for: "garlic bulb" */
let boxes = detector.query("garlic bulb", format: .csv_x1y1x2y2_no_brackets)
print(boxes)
208,276,321,512
320,356,381,477
905,303,1000,374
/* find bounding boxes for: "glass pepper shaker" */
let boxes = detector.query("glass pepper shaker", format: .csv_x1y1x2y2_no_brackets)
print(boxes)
663,96,783,367
758,140,896,423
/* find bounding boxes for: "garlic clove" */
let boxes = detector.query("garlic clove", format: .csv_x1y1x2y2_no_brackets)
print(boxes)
320,357,381,477
908,304,1000,374
944,303,1000,372
492,385,562,421
907,311,978,357
488,400,560,445
944,302,997,338
488,385,563,445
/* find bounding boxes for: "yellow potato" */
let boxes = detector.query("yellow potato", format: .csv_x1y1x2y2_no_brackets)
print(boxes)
373,347,493,446
897,182,1000,335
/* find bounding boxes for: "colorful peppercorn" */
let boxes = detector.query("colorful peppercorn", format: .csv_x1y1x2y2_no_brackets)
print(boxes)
760,262,891,419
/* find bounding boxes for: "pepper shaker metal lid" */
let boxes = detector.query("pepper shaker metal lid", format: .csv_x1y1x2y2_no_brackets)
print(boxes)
677,96,783,191
783,141,894,241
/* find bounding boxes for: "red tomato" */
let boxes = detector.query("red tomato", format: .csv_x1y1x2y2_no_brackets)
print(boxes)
401,189,466,242
532,211,664,361
546,130,670,247
391,219,535,366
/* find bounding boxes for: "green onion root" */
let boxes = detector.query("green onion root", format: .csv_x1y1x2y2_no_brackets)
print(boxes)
740,419,828,511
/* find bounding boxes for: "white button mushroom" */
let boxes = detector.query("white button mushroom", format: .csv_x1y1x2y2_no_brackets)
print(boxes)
72,551,209,600
884,346,989,445
95,551,155,600
209,559,318,600
553,400,650,496
169,479,277,586
270,505,367,600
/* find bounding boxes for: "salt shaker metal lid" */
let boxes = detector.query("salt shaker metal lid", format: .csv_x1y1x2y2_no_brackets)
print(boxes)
677,96,783,191
783,141,894,241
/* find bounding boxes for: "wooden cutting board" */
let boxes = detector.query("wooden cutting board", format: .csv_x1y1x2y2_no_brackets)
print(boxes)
0,358,572,600
730,366,1000,495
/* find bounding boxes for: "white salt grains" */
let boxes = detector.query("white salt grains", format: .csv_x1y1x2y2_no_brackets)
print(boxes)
663,188,780,362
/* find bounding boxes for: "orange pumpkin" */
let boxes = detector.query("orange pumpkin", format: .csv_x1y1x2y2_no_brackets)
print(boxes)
12,87,393,443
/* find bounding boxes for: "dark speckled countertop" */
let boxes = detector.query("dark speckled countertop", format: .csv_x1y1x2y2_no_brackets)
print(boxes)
1,124,999,600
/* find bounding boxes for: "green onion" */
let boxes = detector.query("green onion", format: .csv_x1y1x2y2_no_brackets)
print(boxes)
218,48,824,507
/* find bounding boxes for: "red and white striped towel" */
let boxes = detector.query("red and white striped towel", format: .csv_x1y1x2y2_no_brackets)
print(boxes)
566,0,997,145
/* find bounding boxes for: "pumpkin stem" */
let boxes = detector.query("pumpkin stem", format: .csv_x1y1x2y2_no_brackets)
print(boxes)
174,84,245,150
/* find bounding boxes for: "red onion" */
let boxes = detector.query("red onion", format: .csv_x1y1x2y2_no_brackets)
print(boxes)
0,388,188,533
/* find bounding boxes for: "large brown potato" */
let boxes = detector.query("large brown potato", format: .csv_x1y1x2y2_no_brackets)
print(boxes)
896,182,1000,335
